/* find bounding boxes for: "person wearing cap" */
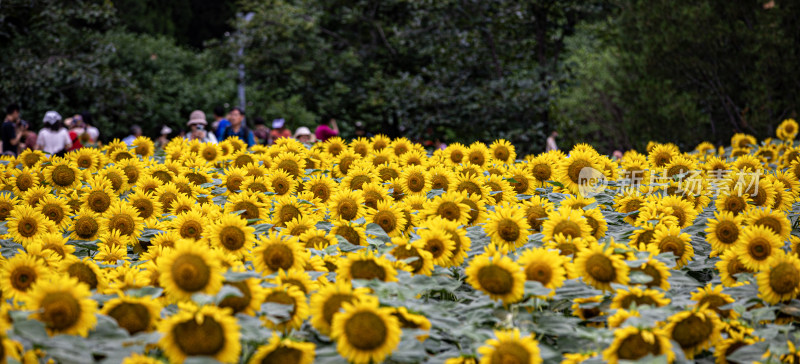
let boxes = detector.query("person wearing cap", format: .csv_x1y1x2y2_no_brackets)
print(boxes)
294,126,316,144
36,111,72,156
268,118,291,145
186,110,218,144
315,115,339,142
221,107,254,147
155,125,173,150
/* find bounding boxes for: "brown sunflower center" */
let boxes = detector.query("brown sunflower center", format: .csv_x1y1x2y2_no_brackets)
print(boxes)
74,216,99,239
349,260,387,281
322,293,354,327
336,226,361,245
567,159,592,184
234,201,260,221
633,264,663,288
525,262,553,286
39,292,81,331
179,220,203,240
133,199,154,219
66,262,99,290
337,198,359,221
769,262,800,295
392,247,424,273
260,346,304,364
477,264,514,295
715,221,739,245
617,332,661,361
747,238,772,261
753,217,783,236
262,244,295,271
17,216,39,237
87,191,112,213
310,183,331,202
219,226,246,251
219,281,253,313
171,254,211,292
272,177,291,195
41,203,64,224
278,205,301,226
51,165,76,187
172,315,225,356
373,211,397,233
11,265,37,291
344,311,387,350
497,218,521,242
424,238,447,260
553,220,581,239
436,201,462,222
15,174,33,191
698,295,731,318
671,314,713,349
586,254,616,283
108,302,151,334
658,236,686,260
490,342,531,364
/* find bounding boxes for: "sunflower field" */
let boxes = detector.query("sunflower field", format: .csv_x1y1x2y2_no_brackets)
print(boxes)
3,120,800,363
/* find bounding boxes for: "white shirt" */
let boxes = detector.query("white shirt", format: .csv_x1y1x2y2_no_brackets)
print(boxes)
36,128,72,154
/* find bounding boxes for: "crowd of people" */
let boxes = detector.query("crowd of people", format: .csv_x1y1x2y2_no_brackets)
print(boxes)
2,104,101,157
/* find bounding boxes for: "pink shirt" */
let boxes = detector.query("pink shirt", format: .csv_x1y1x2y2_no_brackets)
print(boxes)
315,124,338,142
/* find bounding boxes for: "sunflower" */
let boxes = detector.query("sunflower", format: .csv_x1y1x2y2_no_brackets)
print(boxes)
158,304,240,364
0,252,50,301
648,143,679,168
59,256,106,291
24,275,97,336
517,247,569,293
555,149,602,194
0,192,16,222
252,233,308,274
102,202,145,244
573,240,630,291
207,214,255,257
607,308,640,328
757,251,800,304
664,307,722,359
610,287,669,309
705,211,743,255
248,336,316,364
541,208,592,242
43,157,80,191
261,284,309,332
602,327,673,364
271,195,314,228
224,191,268,222
581,207,608,239
716,250,754,287
328,189,365,222
332,220,367,246
769,179,793,212
364,200,406,237
713,331,759,364
398,165,430,196
414,227,455,266
743,207,791,240
309,281,371,336
101,295,161,335
298,228,337,250
127,189,163,226
465,252,525,303
688,284,737,320
460,190,488,226
116,158,143,185
650,224,694,268
158,240,224,302
35,194,70,230
422,190,470,225
715,192,753,216
82,175,115,213
9,167,39,196
170,193,197,216
488,139,516,164
483,174,513,205
265,168,298,196
732,225,782,271
331,296,402,364
18,149,45,168
454,172,491,201
38,232,75,260
69,207,103,241
337,251,398,283
21,185,49,207
477,328,542,364
630,255,671,290
484,203,531,249
7,205,54,245
422,216,471,267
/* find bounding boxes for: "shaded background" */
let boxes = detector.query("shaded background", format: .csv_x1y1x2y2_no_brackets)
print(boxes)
1,0,797,155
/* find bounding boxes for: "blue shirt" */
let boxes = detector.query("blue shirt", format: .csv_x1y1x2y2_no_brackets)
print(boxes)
215,119,230,142
221,125,255,147
122,135,136,146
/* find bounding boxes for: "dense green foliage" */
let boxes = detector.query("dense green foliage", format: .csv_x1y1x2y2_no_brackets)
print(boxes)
1,0,798,152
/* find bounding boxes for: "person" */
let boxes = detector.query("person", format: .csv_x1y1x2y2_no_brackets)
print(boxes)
315,115,339,142
546,131,559,152
19,120,37,151
80,112,100,142
155,125,173,149
294,126,316,144
186,110,218,144
123,125,142,145
268,118,291,143
212,106,230,141
36,111,71,156
64,117,83,151
221,107,254,146
252,117,270,145
2,103,25,156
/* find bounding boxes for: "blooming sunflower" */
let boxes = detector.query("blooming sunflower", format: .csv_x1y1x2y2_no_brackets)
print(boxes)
691,284,737,319
0,252,50,301
261,284,309,332
101,295,161,335
309,281,371,336
252,233,308,274
158,240,224,302
705,211,743,255
477,328,542,364
648,143,679,168
664,307,722,359
610,287,669,309
389,236,435,276
602,327,673,364
556,149,601,194
716,250,754,287
24,275,98,336
331,296,402,364
744,207,791,240
34,194,70,231
715,192,753,216
158,304,240,364
416,227,456,267
517,247,570,294
208,214,255,257
59,256,106,291
337,251,398,283
484,202,531,249
422,190,471,225
9,167,39,196
69,207,103,241
328,189,365,221
248,336,315,364
757,251,800,304
365,199,406,237
489,139,516,164
465,252,525,303
572,240,630,291
7,205,54,245
733,225,783,271
43,156,81,191
0,192,17,222
650,224,694,268
541,208,592,242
